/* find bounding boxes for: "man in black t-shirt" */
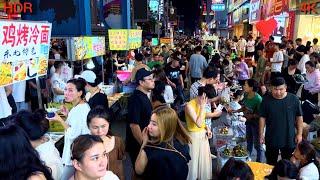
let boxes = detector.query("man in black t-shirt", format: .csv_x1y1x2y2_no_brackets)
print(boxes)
126,68,155,165
80,70,109,110
165,53,185,104
259,77,303,166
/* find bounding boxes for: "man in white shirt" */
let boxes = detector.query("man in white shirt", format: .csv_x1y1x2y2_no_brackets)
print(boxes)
270,43,284,80
298,46,312,74
246,36,255,58
237,36,247,58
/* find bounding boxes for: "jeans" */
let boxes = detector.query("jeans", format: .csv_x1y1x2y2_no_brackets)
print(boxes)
174,85,185,104
246,123,263,162
15,101,29,112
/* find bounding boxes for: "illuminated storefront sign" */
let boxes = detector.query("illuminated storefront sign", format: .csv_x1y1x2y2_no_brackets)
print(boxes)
249,0,261,23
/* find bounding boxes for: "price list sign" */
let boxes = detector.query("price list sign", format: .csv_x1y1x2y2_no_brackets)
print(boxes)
108,29,128,50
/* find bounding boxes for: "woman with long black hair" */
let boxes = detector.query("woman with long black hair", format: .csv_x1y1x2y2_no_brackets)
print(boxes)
0,124,53,180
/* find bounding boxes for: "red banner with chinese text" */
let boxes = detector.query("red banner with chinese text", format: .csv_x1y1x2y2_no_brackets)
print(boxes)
286,11,295,40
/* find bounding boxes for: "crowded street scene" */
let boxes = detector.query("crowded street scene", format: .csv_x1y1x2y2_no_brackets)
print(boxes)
1,0,320,179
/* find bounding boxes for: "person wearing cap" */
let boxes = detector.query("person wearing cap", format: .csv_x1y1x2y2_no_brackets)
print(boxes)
165,52,185,104
126,68,155,168
80,70,109,110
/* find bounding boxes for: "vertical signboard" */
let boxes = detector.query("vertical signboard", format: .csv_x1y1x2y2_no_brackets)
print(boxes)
249,0,261,24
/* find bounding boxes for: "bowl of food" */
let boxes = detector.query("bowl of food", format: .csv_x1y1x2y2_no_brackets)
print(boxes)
46,108,59,118
220,145,249,161
215,126,234,139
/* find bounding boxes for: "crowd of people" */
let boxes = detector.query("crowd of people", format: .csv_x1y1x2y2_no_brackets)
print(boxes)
1,34,320,180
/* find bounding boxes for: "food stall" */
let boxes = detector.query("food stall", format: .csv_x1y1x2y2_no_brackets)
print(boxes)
201,34,219,53
107,29,142,92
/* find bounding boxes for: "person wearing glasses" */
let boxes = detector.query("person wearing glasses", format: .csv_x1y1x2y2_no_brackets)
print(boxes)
70,135,119,180
87,107,125,180
126,68,155,171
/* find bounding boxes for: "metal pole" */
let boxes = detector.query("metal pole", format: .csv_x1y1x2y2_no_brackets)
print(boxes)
166,0,169,37
157,0,161,40
101,56,105,84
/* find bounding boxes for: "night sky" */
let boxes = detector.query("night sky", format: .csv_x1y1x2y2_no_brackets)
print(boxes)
172,0,201,35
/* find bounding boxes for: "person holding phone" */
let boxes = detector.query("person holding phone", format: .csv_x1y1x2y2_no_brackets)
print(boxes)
135,106,191,180
185,86,213,180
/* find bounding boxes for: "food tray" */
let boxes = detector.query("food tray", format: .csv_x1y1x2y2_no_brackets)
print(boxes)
214,126,234,139
218,145,249,161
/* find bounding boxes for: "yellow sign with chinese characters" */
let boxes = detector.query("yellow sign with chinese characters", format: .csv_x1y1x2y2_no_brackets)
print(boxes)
108,29,128,50
108,29,142,50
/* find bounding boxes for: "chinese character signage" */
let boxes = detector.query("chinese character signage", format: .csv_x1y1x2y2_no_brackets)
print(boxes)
261,0,289,18
73,36,106,60
108,29,128,50
160,37,172,44
108,29,142,50
249,0,261,23
128,30,143,50
0,20,52,87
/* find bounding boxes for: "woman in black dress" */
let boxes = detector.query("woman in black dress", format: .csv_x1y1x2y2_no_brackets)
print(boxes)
135,106,191,180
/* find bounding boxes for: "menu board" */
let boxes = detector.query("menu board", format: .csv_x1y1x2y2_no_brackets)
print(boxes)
73,36,106,60
160,37,172,44
0,20,52,87
128,30,142,49
108,29,128,50
108,29,142,50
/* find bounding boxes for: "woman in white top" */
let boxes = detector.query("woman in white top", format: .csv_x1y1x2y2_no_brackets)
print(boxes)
153,67,174,105
291,140,319,180
49,78,91,180
70,135,119,180
51,61,66,103
15,109,63,180
246,36,255,58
